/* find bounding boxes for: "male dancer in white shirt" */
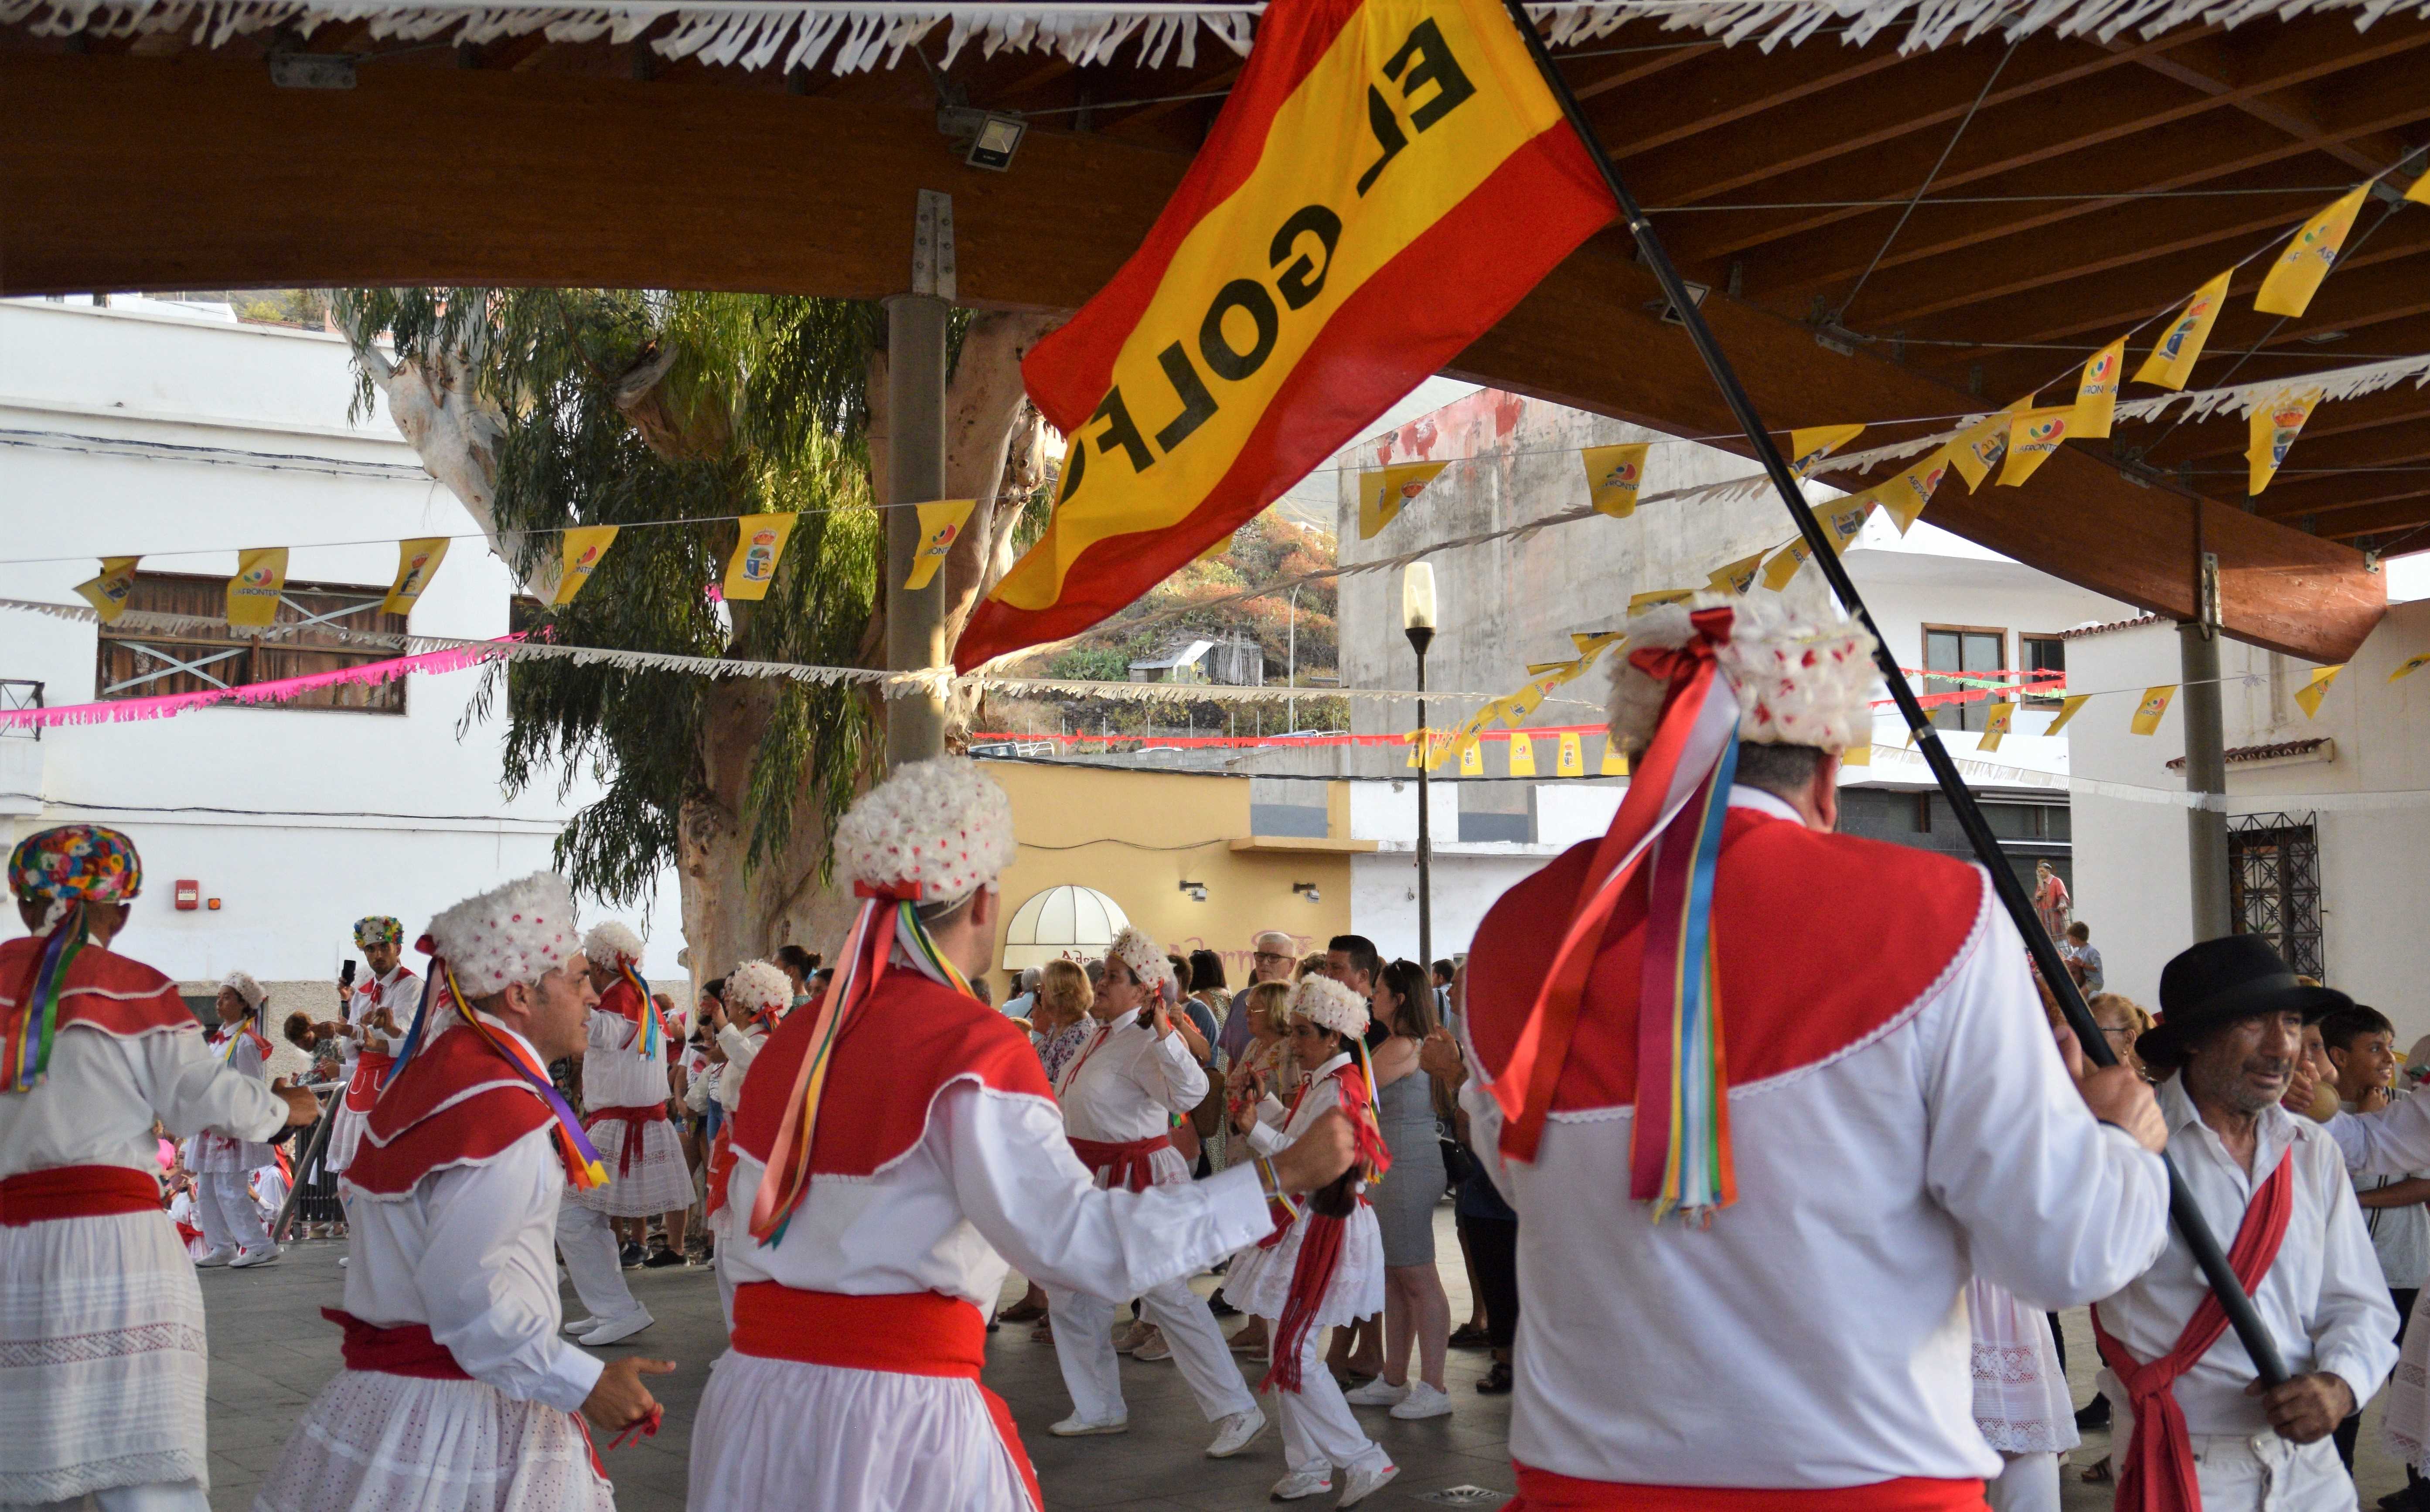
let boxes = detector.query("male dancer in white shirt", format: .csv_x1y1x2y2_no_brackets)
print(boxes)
191,969,283,1267
689,757,1355,1511
324,915,416,1178
256,872,669,1512
553,920,678,1345
1042,924,1265,1454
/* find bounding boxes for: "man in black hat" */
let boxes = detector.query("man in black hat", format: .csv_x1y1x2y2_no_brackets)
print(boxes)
2090,935,2395,1512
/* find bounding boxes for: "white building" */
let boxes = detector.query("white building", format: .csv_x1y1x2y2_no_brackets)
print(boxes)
0,296,683,1022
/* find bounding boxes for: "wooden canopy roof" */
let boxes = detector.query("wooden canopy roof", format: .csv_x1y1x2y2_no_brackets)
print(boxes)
6,2,2426,661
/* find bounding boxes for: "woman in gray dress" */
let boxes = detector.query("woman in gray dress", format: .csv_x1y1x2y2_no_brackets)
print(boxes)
1343,958,1453,1420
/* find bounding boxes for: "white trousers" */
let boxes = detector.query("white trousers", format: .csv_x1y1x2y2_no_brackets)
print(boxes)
196,1171,271,1255
1985,1451,2057,1512
2116,1393,2357,1512
1265,1320,1389,1478
552,1201,645,1326
14,1478,208,1511
1040,1277,1256,1426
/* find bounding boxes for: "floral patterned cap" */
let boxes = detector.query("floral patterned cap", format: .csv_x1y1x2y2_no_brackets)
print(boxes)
354,916,404,949
7,824,143,906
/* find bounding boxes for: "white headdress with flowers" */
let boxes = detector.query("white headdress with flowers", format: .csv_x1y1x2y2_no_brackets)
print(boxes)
833,757,1019,906
425,872,583,999
1290,974,1370,1040
1107,926,1174,996
723,960,792,1024
222,971,266,1011
582,920,644,967
1607,592,1878,756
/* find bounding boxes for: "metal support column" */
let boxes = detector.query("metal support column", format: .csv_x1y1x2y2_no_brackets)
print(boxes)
2180,618,2232,941
883,190,954,768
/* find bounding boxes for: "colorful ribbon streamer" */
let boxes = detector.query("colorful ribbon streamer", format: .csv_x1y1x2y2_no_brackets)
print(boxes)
386,954,608,1191
3,903,86,1093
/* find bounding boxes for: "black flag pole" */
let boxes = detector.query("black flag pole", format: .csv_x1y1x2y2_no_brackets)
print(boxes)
1495,0,2287,1387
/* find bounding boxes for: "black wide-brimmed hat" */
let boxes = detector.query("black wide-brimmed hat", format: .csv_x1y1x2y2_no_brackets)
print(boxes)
2135,934,2351,1067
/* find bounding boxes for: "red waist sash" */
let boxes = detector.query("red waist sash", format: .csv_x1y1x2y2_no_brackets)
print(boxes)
1066,1134,1172,1194
731,1284,1041,1512
0,1165,160,1226
344,1052,394,1114
1509,1465,1988,1511
585,1104,670,1177
321,1307,472,1380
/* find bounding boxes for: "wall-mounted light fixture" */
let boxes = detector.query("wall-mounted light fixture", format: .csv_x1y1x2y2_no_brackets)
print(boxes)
1292,882,1321,904
1179,880,1207,902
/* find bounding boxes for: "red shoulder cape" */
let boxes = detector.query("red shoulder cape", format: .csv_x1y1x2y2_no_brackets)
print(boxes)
1465,807,1986,1113
343,1023,555,1198
733,967,1053,1178
0,935,197,1039
597,976,645,1026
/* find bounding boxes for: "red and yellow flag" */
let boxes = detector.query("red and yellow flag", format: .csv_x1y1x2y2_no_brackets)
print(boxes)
954,0,1614,670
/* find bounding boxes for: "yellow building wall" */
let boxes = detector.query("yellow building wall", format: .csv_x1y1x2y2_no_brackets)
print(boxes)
980,761,1355,1002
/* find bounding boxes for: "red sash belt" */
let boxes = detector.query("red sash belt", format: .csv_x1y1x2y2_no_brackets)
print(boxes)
0,1165,160,1226
1509,1465,1988,1511
322,1307,472,1380
732,1284,1041,1512
585,1105,670,1178
1066,1134,1171,1194
344,1052,394,1114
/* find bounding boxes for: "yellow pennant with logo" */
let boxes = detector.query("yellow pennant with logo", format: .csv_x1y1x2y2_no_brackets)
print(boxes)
1459,738,1485,776
226,547,289,627
1707,551,1767,595
1998,407,2075,488
1788,424,1865,478
382,537,450,616
2255,185,2369,318
1629,587,1695,612
2073,338,2126,440
1555,732,1584,776
1599,739,1626,776
1879,453,1949,534
2134,270,2231,391
1816,495,1874,555
2130,685,2177,736
1506,734,1537,776
1359,463,1449,541
554,525,620,606
2043,694,2091,735
2410,170,2430,207
2247,391,2322,497
1760,536,1812,592
2294,664,2343,719
2389,652,2430,684
75,556,141,623
1581,443,1650,519
901,501,978,593
1571,629,1625,661
724,513,801,602
1976,700,2016,752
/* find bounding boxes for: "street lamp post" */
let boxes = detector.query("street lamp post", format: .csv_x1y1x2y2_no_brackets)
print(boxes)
1403,564,1437,974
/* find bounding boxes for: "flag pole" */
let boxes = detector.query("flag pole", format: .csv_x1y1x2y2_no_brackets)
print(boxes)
1494,0,2287,1386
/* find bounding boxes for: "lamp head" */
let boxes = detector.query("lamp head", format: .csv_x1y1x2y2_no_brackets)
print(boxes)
1401,563,1437,633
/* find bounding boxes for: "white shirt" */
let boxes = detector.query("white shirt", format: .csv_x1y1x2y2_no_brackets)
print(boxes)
339,1018,604,1413
2338,1095,2430,1290
344,965,417,1070
2095,1076,2395,1435
716,1024,768,1113
1458,789,2171,1489
0,1018,286,1181
1057,1016,1207,1145
721,1080,1273,1310
1247,1050,1349,1158
581,1009,670,1110
191,1024,276,1172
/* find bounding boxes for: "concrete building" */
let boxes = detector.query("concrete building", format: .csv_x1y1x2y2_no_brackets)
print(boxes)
0,296,684,1025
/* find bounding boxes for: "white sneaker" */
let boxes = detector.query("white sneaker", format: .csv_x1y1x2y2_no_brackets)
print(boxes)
1336,1462,1398,1508
562,1317,595,1335
1343,1377,1408,1407
577,1311,654,1347
229,1245,282,1268
1206,1406,1268,1458
1268,1469,1333,1501
1388,1382,1453,1420
195,1247,236,1268
1112,1322,1154,1354
1048,1413,1128,1437
1133,1330,1173,1362
337,1255,348,1268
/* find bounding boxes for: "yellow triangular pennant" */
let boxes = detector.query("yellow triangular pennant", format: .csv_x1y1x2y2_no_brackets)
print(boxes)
1815,495,1874,555
1556,732,1584,777
1500,687,1546,726
1998,407,2075,488
2130,685,2177,736
724,513,801,601
2392,652,2430,684
1360,463,1448,540
1788,425,1866,478
1506,734,1537,777
2294,664,2343,719
1571,630,1626,661
1880,454,1950,535
2043,694,2091,735
1196,529,1235,564
2247,390,2323,497
2073,338,2126,440
554,525,620,606
75,556,141,624
1599,739,1626,776
902,500,977,593
1629,588,1696,612
2133,271,2231,391
2409,170,2430,207
1459,738,1485,776
1946,414,2008,493
1581,444,1651,520
381,538,449,616
227,547,289,627
1977,700,2016,752
1707,550,1768,595
2255,185,2370,318
1839,738,1870,767
1760,537,1812,592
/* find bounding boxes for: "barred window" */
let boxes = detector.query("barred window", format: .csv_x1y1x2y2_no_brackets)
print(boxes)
94,572,407,714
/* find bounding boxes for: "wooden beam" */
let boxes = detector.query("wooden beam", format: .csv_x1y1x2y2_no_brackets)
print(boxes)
2306,493,2430,538
2120,28,2415,175
0,47,2384,661
2155,384,2430,467
1581,38,1909,164
1561,34,1720,104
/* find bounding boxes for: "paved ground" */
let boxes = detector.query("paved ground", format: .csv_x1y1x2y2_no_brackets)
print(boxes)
190,1212,2409,1511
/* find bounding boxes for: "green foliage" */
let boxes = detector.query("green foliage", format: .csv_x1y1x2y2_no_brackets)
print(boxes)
331,288,883,906
1045,646,1131,682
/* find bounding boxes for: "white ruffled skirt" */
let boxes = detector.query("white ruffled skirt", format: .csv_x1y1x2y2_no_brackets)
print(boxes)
1968,1278,2079,1456
1224,1201,1385,1329
571,1118,692,1217
0,1208,209,1505
325,1100,372,1175
252,1369,613,1512
688,1352,1035,1512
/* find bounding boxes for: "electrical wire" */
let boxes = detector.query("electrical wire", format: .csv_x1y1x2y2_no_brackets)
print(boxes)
1835,37,2019,323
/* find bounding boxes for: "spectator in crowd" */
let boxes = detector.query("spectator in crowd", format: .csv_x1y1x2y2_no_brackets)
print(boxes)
2033,860,2070,941
2090,992,2156,1080
1296,952,1326,982
971,976,993,1009
1430,959,1454,1015
1346,960,1453,1420
773,944,819,1010
1320,934,1388,1382
1419,1013,1517,1396
2064,921,2105,994
1002,966,1041,1022
1223,931,1300,1063
1223,979,1297,1361
2321,1002,2430,1494
1028,960,1095,1086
